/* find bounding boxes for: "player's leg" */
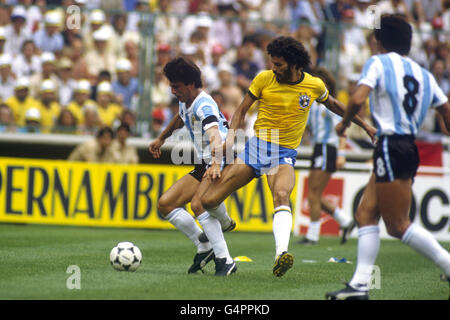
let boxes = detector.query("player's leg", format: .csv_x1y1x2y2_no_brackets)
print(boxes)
191,179,236,276
326,173,381,300
201,157,256,210
377,179,450,283
266,164,296,277
157,174,212,258
301,169,332,244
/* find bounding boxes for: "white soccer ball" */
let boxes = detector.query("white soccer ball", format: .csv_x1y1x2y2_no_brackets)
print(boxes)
110,242,142,271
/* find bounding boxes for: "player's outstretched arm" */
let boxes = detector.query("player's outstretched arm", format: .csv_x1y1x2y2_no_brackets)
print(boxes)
436,101,450,135
148,114,184,159
324,85,376,142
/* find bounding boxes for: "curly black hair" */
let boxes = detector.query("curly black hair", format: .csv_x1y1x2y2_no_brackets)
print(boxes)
374,14,412,56
163,57,203,88
266,36,311,70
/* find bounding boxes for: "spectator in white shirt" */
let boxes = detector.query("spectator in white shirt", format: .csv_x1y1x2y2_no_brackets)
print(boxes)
33,10,65,55
4,6,31,57
12,39,41,78
56,57,77,107
0,54,16,101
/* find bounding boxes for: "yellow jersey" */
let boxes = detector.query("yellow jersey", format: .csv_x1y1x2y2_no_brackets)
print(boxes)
97,103,123,127
5,96,40,126
67,99,98,124
249,70,329,149
35,101,61,133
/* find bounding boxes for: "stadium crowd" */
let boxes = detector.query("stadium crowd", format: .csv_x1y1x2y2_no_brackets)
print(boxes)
0,0,448,146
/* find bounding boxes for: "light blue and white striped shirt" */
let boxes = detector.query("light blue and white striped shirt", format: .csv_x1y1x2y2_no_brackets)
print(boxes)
358,52,448,137
308,101,341,147
179,90,228,161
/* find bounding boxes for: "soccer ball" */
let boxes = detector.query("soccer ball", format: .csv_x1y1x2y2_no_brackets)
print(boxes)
110,242,142,271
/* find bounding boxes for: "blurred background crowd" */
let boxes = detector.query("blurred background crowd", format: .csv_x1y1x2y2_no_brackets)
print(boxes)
0,0,448,149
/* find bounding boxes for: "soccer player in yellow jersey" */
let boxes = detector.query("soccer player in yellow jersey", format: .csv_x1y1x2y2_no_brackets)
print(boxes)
201,36,376,277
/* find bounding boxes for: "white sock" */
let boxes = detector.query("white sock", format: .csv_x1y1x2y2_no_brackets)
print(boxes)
207,202,232,230
333,208,352,228
197,212,233,263
349,225,380,290
402,224,450,278
166,208,211,253
306,221,321,242
273,205,292,257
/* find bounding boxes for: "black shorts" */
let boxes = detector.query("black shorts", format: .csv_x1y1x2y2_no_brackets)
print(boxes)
310,144,337,173
373,135,419,182
189,161,209,182
188,153,237,182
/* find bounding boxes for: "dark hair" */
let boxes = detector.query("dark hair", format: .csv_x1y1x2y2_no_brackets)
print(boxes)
266,36,311,70
96,126,114,139
117,122,131,133
311,67,336,97
374,14,412,55
163,57,203,88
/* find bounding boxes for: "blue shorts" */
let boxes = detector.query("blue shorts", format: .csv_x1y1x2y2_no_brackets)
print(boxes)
238,136,297,177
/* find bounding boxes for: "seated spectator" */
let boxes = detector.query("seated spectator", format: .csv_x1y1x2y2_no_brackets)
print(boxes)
35,79,61,133
111,13,140,59
112,58,139,110
0,54,16,102
203,43,226,92
83,9,115,57
232,44,259,93
12,40,41,78
150,107,166,138
0,27,6,55
78,104,101,136
0,103,16,133
6,77,39,126
33,10,64,56
151,65,171,108
66,38,90,80
68,126,117,162
431,58,450,96
53,108,78,134
18,107,41,133
29,51,59,98
111,123,139,164
90,70,112,102
56,57,77,107
124,40,139,78
116,109,137,136
156,43,173,68
154,0,179,48
217,63,243,118
96,81,123,127
4,6,31,57
212,4,243,50
84,30,116,81
67,79,98,124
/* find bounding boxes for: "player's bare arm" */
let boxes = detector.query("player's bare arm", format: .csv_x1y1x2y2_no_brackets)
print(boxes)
436,101,450,134
204,125,223,180
331,85,376,140
149,114,184,159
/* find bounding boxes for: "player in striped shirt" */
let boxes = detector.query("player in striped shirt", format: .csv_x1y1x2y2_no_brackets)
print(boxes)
327,14,450,300
298,67,355,246
149,57,236,276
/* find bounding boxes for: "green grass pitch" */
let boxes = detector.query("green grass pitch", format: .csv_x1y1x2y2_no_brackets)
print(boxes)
0,223,448,300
